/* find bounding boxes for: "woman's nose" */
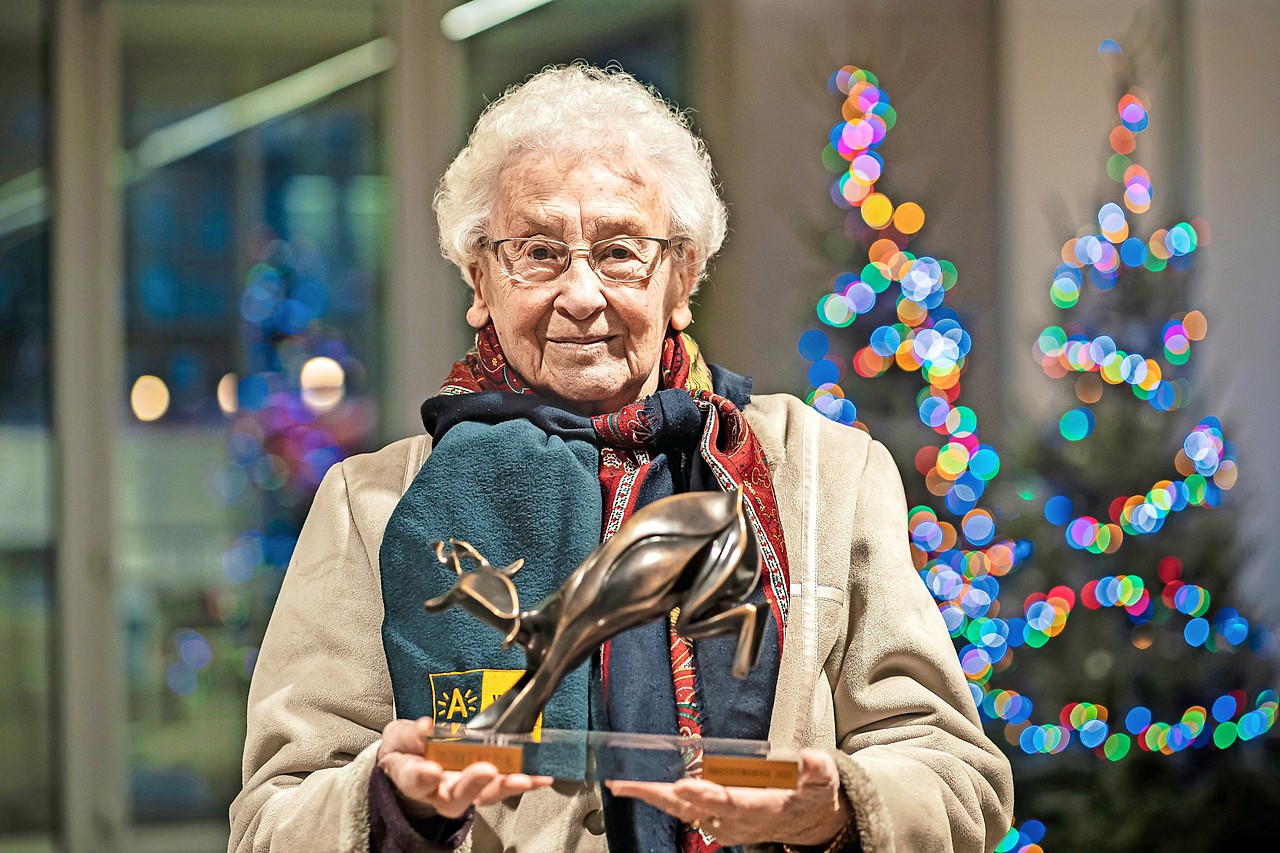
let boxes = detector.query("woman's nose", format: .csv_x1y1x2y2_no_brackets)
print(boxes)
554,254,608,319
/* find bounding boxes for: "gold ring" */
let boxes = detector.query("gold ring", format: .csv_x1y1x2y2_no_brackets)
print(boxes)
690,818,701,831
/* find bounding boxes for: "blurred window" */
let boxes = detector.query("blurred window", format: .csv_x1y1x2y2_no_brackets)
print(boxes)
0,0,55,843
117,0,386,827
466,0,688,114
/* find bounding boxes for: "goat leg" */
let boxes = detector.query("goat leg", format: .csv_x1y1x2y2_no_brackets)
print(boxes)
674,601,763,679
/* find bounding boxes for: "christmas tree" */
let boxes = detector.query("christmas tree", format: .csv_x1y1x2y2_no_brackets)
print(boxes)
800,45,1280,851
215,234,375,671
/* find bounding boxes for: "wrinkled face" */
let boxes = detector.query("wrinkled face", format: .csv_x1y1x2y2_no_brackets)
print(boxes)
465,151,696,415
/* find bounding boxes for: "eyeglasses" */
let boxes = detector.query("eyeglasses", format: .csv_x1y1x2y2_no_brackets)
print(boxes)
486,236,673,284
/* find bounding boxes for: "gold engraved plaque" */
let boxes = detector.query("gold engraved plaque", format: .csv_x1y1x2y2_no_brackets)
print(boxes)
702,755,799,789
425,740,523,775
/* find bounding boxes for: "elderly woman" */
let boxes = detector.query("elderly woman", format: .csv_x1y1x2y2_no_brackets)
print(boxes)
230,66,1013,853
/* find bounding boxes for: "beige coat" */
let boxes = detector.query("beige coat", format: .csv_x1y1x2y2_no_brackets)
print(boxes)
229,393,1014,852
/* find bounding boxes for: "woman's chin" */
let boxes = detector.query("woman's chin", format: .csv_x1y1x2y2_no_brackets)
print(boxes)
544,376,645,414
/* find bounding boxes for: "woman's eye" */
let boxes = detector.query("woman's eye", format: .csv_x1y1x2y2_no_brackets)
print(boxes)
529,246,552,261
606,245,634,260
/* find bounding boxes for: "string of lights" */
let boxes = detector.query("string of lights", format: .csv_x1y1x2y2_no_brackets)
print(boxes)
802,47,1276,853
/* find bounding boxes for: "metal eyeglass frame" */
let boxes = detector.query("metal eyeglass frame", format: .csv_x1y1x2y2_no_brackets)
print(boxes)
485,235,674,284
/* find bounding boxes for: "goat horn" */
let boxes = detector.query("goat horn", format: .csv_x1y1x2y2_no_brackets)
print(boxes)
449,539,493,570
500,615,522,648
432,540,465,576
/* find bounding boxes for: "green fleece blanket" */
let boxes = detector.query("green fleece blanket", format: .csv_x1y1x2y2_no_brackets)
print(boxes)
379,418,601,734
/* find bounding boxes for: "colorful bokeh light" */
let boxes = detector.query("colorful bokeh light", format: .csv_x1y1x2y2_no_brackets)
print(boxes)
803,55,1272,849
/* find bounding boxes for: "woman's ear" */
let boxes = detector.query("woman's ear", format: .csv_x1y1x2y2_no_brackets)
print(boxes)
465,262,492,329
667,248,697,331
669,298,693,331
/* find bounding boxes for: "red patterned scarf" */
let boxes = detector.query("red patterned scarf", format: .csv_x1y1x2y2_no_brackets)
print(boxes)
441,323,790,852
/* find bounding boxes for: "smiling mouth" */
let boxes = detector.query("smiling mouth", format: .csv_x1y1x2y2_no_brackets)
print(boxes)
547,336,612,346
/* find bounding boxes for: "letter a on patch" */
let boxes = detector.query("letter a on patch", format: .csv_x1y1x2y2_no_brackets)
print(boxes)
430,671,484,724
428,669,540,733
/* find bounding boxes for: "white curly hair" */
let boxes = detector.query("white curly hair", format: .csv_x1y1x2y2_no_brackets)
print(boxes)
433,64,728,292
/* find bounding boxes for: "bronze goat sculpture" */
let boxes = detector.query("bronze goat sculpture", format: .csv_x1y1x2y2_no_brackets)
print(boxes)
423,488,765,734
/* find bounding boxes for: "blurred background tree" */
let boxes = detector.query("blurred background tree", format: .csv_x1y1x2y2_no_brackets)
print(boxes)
989,39,1280,853
799,34,1280,853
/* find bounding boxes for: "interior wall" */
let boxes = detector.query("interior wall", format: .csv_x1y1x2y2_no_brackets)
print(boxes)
997,0,1178,421
692,0,1002,411
998,0,1280,629
1191,0,1280,626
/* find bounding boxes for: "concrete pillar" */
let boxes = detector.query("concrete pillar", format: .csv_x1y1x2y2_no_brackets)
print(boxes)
50,0,127,849
382,0,468,442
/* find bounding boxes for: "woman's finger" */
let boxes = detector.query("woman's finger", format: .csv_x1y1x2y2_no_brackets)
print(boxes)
796,749,840,789
438,762,500,811
378,720,415,757
673,780,775,845
486,773,553,802
380,752,443,802
472,773,517,806
379,716,435,758
672,778,734,807
606,781,696,822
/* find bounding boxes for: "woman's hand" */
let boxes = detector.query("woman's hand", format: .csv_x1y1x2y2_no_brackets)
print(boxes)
377,717,554,819
606,749,853,848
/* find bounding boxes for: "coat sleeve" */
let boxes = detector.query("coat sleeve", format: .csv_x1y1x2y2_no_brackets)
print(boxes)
829,439,1014,853
229,460,397,853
